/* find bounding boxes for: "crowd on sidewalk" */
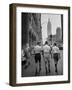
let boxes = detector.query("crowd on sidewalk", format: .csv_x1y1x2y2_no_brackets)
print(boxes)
21,41,61,76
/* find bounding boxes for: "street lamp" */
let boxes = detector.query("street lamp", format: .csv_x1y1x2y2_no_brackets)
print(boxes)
49,34,52,45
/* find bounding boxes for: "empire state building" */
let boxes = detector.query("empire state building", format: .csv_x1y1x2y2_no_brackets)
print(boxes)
47,18,52,36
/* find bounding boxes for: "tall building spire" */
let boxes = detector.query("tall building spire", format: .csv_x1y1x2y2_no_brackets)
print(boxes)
47,18,52,36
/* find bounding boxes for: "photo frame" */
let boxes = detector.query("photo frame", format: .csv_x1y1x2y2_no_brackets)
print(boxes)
9,3,70,86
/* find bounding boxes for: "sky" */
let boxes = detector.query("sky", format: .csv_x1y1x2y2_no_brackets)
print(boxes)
41,13,61,44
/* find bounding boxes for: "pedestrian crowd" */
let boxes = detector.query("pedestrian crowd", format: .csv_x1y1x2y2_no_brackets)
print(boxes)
21,41,61,76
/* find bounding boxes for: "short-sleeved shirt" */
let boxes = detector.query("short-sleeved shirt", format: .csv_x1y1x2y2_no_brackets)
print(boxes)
43,45,51,53
43,45,51,59
34,45,42,54
52,46,59,53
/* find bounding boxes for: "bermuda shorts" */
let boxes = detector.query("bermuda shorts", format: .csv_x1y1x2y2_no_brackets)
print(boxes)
44,52,50,62
53,53,59,63
35,53,41,63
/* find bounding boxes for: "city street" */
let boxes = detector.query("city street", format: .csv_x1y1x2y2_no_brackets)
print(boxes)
22,50,63,77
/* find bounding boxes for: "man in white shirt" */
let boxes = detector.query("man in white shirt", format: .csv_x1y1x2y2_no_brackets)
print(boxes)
52,43,60,73
43,41,51,75
34,42,42,76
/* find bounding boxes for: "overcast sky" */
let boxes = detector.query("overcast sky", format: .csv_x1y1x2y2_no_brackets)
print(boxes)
41,13,61,44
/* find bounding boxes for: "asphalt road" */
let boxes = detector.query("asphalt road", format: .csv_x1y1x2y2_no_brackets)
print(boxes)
22,50,63,77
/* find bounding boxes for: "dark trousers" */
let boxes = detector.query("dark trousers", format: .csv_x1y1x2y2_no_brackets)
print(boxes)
34,53,41,75
53,53,59,72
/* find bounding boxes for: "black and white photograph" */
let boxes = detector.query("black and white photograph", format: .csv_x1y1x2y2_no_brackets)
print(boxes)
21,13,63,77
9,4,70,86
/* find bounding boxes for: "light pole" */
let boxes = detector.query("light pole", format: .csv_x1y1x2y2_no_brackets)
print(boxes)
50,34,52,45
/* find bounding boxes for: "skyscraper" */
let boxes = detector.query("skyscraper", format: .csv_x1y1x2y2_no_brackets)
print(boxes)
56,27,62,41
47,18,52,36
22,13,42,48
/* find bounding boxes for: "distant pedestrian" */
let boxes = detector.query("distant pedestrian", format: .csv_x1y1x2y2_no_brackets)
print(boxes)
23,44,30,69
34,42,42,76
52,43,60,73
43,41,51,75
50,44,53,58
21,47,26,65
25,43,31,59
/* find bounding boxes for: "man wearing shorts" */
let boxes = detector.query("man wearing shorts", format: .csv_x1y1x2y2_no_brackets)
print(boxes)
34,42,42,76
43,41,51,75
52,43,60,73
